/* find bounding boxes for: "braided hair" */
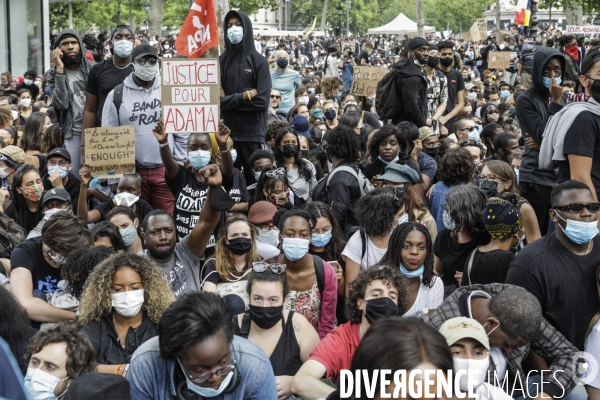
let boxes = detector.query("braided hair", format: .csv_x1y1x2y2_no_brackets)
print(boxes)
378,222,435,288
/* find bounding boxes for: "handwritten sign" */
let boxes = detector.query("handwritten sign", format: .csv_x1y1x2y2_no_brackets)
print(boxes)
84,126,136,179
350,66,389,96
161,58,220,133
487,51,511,69
566,25,600,35
470,18,487,42
342,41,354,52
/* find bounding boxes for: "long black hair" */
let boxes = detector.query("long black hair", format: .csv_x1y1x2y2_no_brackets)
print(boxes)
0,285,31,356
303,201,346,262
11,164,43,230
273,127,313,182
21,111,46,153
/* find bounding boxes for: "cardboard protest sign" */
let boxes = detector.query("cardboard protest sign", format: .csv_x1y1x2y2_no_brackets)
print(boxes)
162,58,220,134
470,18,487,42
487,51,511,69
342,41,354,52
350,66,389,96
566,25,600,35
84,126,135,179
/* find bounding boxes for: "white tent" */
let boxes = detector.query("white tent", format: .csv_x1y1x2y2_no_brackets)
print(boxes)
367,13,436,35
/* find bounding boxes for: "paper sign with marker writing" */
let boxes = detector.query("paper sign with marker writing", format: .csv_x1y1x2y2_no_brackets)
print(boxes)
487,51,511,69
84,126,136,179
350,66,389,97
162,58,220,134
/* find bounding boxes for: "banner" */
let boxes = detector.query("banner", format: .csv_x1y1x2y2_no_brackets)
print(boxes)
175,0,219,58
487,51,511,69
566,25,600,35
84,126,135,179
350,66,388,97
162,58,220,134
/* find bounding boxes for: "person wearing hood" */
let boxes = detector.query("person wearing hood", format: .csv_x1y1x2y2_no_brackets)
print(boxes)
47,29,95,172
387,37,429,127
102,44,187,215
220,11,271,186
515,47,567,234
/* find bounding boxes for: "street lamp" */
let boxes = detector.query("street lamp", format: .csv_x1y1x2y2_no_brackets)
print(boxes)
336,2,343,36
143,1,151,34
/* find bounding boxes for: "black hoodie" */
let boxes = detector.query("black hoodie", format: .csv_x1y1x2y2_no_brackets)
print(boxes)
515,47,567,187
220,12,271,143
389,57,428,127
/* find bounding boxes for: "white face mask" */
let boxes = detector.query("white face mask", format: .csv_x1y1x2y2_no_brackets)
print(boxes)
257,229,279,247
19,98,31,108
11,110,19,120
111,289,145,318
114,192,139,207
298,96,309,105
25,367,69,400
44,207,69,221
0,166,11,179
453,356,490,392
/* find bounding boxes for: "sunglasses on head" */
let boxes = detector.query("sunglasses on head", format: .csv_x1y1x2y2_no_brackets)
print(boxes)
554,202,600,213
252,262,286,274
265,167,286,178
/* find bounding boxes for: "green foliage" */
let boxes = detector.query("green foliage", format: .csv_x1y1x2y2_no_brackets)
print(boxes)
538,0,599,14
229,0,279,16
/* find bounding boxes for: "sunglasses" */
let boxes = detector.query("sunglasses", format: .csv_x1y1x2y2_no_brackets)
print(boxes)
554,202,600,213
135,57,158,66
460,126,476,132
265,167,286,178
252,262,286,274
178,359,237,385
270,95,281,99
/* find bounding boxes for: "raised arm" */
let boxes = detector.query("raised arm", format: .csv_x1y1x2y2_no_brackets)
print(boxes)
152,120,180,181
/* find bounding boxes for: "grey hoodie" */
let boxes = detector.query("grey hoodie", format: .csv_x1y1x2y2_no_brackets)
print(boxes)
47,29,95,139
101,74,188,169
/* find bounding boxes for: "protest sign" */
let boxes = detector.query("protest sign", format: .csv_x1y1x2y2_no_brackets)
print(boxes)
350,66,389,96
162,58,220,134
470,18,487,42
342,41,354,52
84,126,136,179
566,25,600,35
487,51,511,69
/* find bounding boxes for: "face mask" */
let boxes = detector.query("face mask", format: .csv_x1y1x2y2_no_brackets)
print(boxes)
257,229,279,247
20,184,44,201
163,45,170,50
249,304,283,329
48,165,68,179
11,110,18,120
269,191,289,207
188,150,211,170
311,108,323,118
555,212,599,245
440,57,453,67
44,87,51,94
324,109,337,120
410,51,424,67
425,147,439,156
185,369,234,397
443,209,456,230
111,289,144,318
464,106,472,113
378,155,399,165
113,40,134,58
467,92,478,101
479,180,498,198
277,59,289,69
301,149,309,158
333,92,342,100
542,76,561,89
48,250,67,265
227,26,244,44
282,144,298,157
282,238,310,261
311,231,332,247
565,45,579,62
133,62,159,81
114,192,139,207
588,79,600,104
226,237,253,255
231,149,238,163
24,79,34,86
0,167,11,179
298,96,309,105
453,357,490,392
44,207,68,221
487,112,499,122
400,264,425,278
364,297,398,324
398,213,409,225
514,168,519,184
500,90,511,99
25,368,69,400
119,225,137,247
19,99,32,108
426,56,440,68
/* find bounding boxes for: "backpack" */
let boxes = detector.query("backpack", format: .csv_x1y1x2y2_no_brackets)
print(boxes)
375,69,401,121
0,212,26,259
312,165,374,203
112,82,125,126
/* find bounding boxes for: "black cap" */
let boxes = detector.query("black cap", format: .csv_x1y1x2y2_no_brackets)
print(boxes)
407,37,429,51
132,44,158,61
47,147,71,162
64,373,131,400
42,188,71,205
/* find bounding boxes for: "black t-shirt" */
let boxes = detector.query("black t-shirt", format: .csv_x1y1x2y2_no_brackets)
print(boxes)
356,50,369,65
94,198,154,222
5,203,43,234
439,68,465,122
86,59,134,125
42,171,81,213
558,111,600,199
506,231,600,350
461,248,514,286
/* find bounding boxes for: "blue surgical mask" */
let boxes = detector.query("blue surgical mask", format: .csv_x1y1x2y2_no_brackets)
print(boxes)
311,108,323,118
227,26,244,44
399,264,425,278
183,366,234,397
333,92,342,100
398,213,409,225
555,212,599,245
254,171,262,181
188,150,211,170
311,231,332,247
500,90,511,99
48,165,68,178
543,76,561,89
231,149,237,163
24,79,34,86
120,225,137,247
113,40,134,58
378,155,399,165
25,368,69,400
282,238,310,261
443,209,456,230
44,87,51,94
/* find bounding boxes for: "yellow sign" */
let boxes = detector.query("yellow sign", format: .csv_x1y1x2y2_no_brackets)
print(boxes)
84,126,136,179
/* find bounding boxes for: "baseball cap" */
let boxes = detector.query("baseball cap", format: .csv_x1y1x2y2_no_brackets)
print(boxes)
41,188,72,206
465,83,475,90
248,201,277,226
377,163,421,185
132,44,158,61
291,115,310,138
439,317,490,350
48,147,71,162
0,145,25,166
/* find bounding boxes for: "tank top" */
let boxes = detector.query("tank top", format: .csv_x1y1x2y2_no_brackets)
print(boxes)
235,311,302,376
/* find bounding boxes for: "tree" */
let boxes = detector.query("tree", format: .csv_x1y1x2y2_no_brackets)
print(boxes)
229,0,279,16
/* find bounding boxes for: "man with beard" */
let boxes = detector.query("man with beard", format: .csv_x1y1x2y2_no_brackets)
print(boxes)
47,29,94,171
437,40,465,136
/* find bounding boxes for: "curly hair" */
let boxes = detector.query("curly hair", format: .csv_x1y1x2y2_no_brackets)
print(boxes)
378,222,436,287
438,148,476,186
78,253,175,325
62,246,115,300
249,149,275,169
303,201,347,262
40,123,64,154
357,188,406,238
0,107,12,128
323,125,363,162
345,265,406,323
25,323,97,379
367,125,409,162
320,76,343,97
266,120,289,142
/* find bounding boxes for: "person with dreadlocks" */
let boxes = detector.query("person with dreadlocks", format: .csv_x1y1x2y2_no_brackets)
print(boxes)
378,221,442,317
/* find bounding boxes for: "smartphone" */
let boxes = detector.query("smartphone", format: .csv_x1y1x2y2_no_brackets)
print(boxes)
328,261,340,269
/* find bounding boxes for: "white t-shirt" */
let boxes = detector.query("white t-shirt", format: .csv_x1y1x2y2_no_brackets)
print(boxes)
585,319,600,389
403,276,444,317
342,230,387,271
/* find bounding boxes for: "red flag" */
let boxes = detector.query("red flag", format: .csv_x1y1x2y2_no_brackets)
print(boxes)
175,0,219,58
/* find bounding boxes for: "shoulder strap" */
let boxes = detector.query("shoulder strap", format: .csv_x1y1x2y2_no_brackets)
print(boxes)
238,313,252,338
113,83,125,126
466,246,481,286
326,165,358,187
360,228,367,262
313,255,325,294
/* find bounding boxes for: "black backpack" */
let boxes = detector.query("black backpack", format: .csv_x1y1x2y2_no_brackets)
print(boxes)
112,82,125,126
375,69,401,121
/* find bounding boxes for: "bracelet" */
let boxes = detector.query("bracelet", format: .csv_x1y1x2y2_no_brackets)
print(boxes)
246,91,252,101
234,203,238,212
122,364,130,378
158,142,169,148
220,148,229,153
116,364,125,376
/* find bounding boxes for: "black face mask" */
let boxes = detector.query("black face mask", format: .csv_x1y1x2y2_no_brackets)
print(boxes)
301,149,309,158
249,304,283,329
427,56,440,68
479,180,498,198
425,147,439,156
226,237,252,255
282,144,298,157
440,57,453,67
364,297,398,324
589,78,600,104
360,126,367,136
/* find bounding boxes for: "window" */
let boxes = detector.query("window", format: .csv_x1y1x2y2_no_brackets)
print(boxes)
265,10,268,22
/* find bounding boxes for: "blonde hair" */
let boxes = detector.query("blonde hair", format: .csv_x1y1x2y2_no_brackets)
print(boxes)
214,214,260,281
321,77,343,97
322,99,338,110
